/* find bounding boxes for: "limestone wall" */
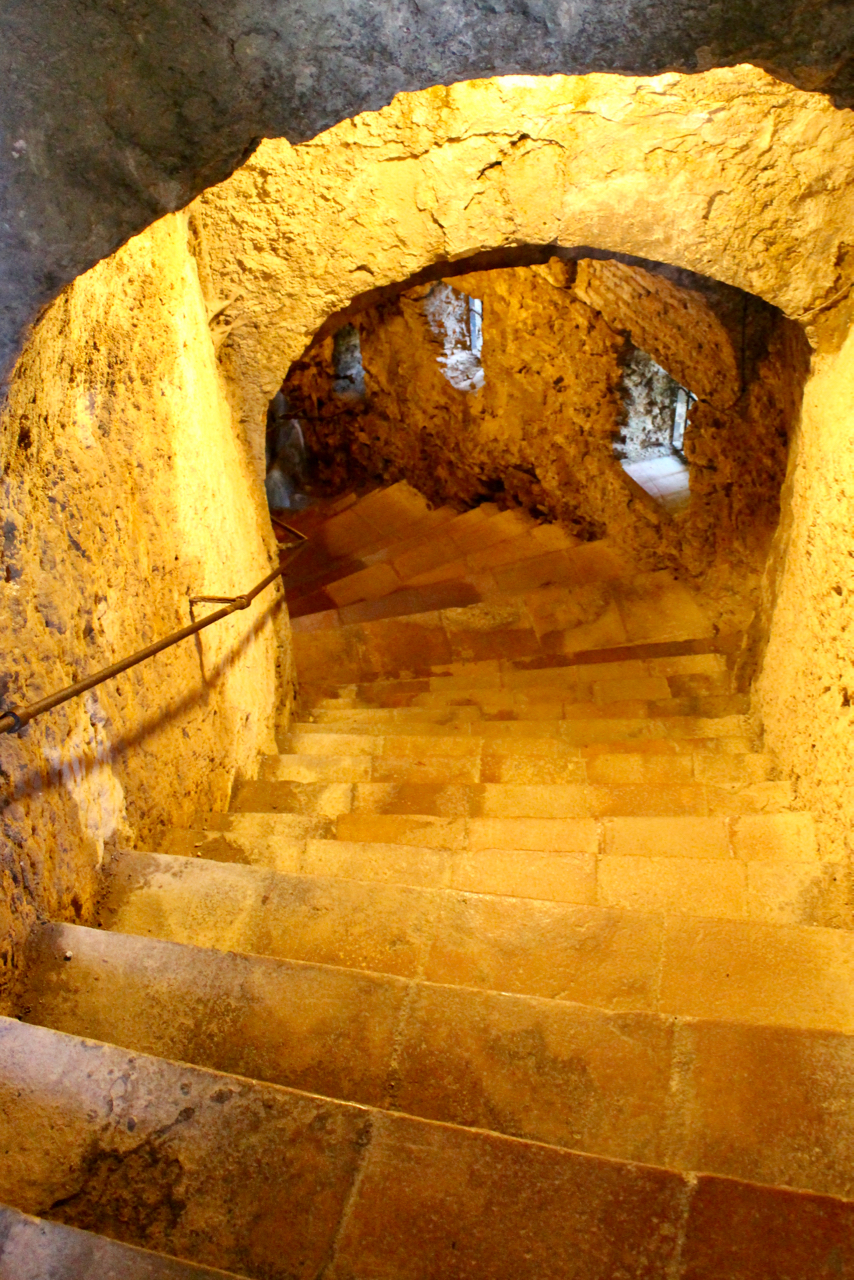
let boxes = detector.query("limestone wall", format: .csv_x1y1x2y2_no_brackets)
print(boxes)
0,214,285,1005
757,331,854,869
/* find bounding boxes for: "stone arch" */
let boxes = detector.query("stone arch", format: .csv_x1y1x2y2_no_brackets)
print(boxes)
194,67,854,461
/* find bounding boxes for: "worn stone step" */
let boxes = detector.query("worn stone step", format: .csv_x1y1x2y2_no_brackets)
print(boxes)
287,713,755,745
21,921,854,1202
291,571,717,683
306,673,734,712
297,638,738,703
294,506,536,607
2,1019,851,1280
329,635,738,683
261,749,776,786
163,810,827,925
284,501,498,600
0,1203,247,1279
302,656,734,709
289,576,482,625
101,850,854,1031
280,727,759,756
302,692,750,726
230,776,794,819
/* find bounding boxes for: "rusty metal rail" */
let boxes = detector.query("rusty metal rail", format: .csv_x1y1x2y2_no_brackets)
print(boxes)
0,529,308,737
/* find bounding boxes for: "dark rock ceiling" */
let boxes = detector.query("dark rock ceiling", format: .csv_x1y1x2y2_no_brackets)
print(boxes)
1,0,853,383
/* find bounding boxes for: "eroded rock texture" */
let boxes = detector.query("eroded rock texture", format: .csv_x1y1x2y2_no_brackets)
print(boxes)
758,327,854,868
284,258,807,630
0,214,285,1004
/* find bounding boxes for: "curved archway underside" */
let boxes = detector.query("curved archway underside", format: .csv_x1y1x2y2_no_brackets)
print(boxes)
196,67,854,443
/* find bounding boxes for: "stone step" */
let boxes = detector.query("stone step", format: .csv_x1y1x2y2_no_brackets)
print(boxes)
260,748,777,786
300,652,733,709
297,636,740,695
289,576,482,625
281,487,447,598
2,1019,851,1280
229,776,794,819
162,810,825,925
0,1203,247,1279
283,501,498,599
291,513,574,614
290,569,716,683
287,505,530,607
304,668,734,711
281,727,759,756
289,713,754,744
101,850,854,1030
20,921,854,1202
302,693,749,725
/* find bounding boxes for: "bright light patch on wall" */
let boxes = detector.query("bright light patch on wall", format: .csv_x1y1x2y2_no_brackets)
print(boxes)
615,347,693,514
423,283,485,393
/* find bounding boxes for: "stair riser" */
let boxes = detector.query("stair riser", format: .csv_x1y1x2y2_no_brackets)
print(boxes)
303,672,734,711
101,852,854,1031
0,1205,244,1280
292,623,722,684
22,922,854,1202
281,731,759,757
230,778,794,819
162,810,825,926
303,694,749,724
287,717,755,748
4,1021,849,1280
297,650,732,703
261,751,777,786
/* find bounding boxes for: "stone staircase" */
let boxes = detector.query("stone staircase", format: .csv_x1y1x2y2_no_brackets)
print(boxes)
4,483,854,1278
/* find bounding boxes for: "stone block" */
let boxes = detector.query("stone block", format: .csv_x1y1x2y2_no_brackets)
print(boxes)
585,753,695,785
329,1112,686,1280
467,817,599,852
659,916,854,1031
301,838,452,888
425,893,663,1009
262,754,373,783
603,816,731,859
336,812,468,848
598,856,747,918
732,812,817,861
326,561,401,607
392,984,673,1162
451,847,597,903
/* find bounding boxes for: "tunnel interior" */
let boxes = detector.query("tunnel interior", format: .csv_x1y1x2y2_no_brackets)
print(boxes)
265,252,806,642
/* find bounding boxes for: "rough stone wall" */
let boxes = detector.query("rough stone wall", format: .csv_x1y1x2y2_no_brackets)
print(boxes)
195,68,854,479
285,259,806,633
3,3,854,385
573,259,743,408
757,327,854,867
0,214,285,1007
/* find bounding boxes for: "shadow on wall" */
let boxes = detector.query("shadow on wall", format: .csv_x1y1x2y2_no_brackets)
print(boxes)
617,349,694,515
5,594,284,815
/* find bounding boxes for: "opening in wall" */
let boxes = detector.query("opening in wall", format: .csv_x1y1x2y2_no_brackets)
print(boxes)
423,282,485,393
615,346,695,514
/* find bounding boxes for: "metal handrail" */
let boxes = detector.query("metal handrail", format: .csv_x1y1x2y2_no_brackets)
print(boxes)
0,530,308,737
